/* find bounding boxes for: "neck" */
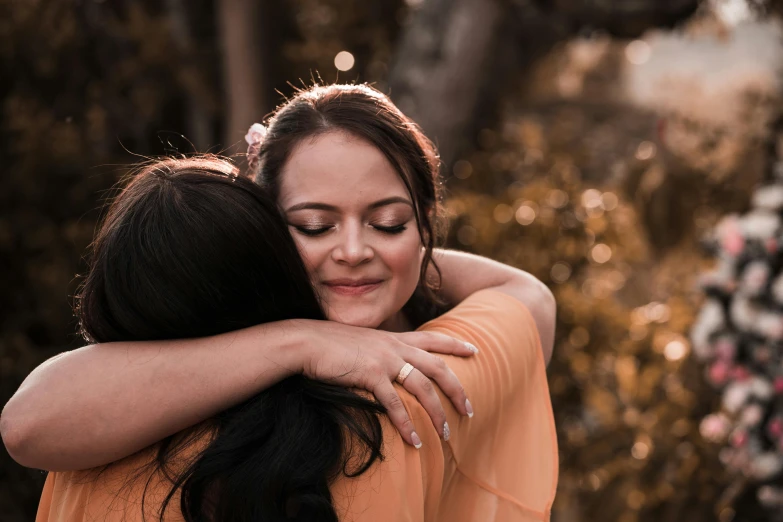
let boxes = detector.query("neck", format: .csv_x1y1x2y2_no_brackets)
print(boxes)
378,310,412,333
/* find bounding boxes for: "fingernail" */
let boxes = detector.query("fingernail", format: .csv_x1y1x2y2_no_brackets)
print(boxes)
465,342,479,354
465,398,474,418
443,422,450,441
411,431,423,449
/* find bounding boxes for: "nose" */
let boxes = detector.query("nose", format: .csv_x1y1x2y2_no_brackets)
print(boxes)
331,223,374,266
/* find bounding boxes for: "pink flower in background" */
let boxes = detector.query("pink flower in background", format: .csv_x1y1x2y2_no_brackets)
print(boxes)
741,404,764,427
709,360,732,386
731,430,749,448
701,413,731,442
719,217,745,256
767,418,783,439
732,366,751,381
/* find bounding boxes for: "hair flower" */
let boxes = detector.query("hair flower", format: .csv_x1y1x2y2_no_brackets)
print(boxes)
245,123,268,174
245,123,268,147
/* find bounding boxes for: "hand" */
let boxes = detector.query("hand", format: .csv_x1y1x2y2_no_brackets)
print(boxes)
295,320,476,447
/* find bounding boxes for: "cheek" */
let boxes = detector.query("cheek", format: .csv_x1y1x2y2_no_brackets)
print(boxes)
382,233,423,286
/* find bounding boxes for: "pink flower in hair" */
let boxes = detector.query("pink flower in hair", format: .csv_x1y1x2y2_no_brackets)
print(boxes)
245,123,268,172
245,123,268,147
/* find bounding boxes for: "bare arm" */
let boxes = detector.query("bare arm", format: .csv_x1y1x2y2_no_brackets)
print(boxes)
434,249,556,364
1,320,474,471
2,322,302,470
1,250,552,472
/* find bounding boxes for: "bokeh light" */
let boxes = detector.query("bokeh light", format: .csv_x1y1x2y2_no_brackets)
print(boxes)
635,141,656,160
334,51,355,71
515,204,536,225
664,340,689,361
591,243,612,263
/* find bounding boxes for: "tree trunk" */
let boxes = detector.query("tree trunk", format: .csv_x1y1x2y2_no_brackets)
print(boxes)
165,0,214,151
217,0,266,151
388,0,504,170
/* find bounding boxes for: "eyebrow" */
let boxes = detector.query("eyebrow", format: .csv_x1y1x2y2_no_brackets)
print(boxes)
285,196,413,213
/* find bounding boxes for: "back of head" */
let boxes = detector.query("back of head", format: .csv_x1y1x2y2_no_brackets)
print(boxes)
75,156,383,522
77,155,323,343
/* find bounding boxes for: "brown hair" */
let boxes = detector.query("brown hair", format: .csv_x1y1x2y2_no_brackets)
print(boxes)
247,84,448,324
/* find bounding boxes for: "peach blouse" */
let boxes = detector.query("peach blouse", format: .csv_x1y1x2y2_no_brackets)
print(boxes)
36,290,558,521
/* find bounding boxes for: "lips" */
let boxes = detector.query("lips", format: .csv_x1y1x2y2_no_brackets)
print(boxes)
322,278,383,297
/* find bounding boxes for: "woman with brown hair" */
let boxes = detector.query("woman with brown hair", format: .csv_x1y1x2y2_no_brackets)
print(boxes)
5,84,558,521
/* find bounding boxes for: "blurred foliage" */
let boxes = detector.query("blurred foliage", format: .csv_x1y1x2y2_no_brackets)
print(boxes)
3,0,783,521
1,1,218,517
445,56,771,518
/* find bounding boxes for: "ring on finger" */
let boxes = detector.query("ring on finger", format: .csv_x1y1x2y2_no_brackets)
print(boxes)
395,363,415,385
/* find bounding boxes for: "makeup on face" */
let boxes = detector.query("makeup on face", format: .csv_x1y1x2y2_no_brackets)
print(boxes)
277,131,423,329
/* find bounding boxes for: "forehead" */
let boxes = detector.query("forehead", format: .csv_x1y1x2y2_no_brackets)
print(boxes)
278,131,410,209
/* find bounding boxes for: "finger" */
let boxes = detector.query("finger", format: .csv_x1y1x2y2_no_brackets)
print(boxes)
400,368,450,440
404,351,471,418
398,331,478,357
373,379,423,449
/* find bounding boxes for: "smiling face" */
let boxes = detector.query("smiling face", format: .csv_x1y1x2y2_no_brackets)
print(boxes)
278,131,424,330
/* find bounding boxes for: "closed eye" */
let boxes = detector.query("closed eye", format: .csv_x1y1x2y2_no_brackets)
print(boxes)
293,226,332,237
373,224,407,235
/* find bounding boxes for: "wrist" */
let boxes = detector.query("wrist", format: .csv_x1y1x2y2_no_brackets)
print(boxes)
268,319,322,376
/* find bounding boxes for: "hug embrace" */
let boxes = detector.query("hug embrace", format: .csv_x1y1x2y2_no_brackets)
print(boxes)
2,84,558,522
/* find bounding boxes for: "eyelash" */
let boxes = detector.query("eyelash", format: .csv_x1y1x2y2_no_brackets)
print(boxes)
293,224,408,237
295,226,331,237
374,224,407,235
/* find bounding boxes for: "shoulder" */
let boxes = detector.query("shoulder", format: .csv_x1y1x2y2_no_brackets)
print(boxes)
423,288,549,360
418,289,547,409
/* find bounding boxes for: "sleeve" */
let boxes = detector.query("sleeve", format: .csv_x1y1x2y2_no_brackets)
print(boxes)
330,289,558,521
419,289,559,518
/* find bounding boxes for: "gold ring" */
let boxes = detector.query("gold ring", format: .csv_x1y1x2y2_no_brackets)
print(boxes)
395,363,415,385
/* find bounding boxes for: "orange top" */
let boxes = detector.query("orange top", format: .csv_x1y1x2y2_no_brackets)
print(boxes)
36,290,558,522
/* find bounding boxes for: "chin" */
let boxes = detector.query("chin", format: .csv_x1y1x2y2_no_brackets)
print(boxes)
325,308,384,329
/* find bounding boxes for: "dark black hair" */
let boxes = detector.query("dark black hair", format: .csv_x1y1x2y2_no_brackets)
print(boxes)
75,155,384,521
248,84,450,325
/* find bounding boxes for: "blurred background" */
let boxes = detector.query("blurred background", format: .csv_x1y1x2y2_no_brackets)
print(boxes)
5,0,783,520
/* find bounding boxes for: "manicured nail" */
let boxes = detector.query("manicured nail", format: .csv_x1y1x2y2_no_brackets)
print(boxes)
465,398,474,418
465,342,479,354
411,431,423,449
443,422,450,441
